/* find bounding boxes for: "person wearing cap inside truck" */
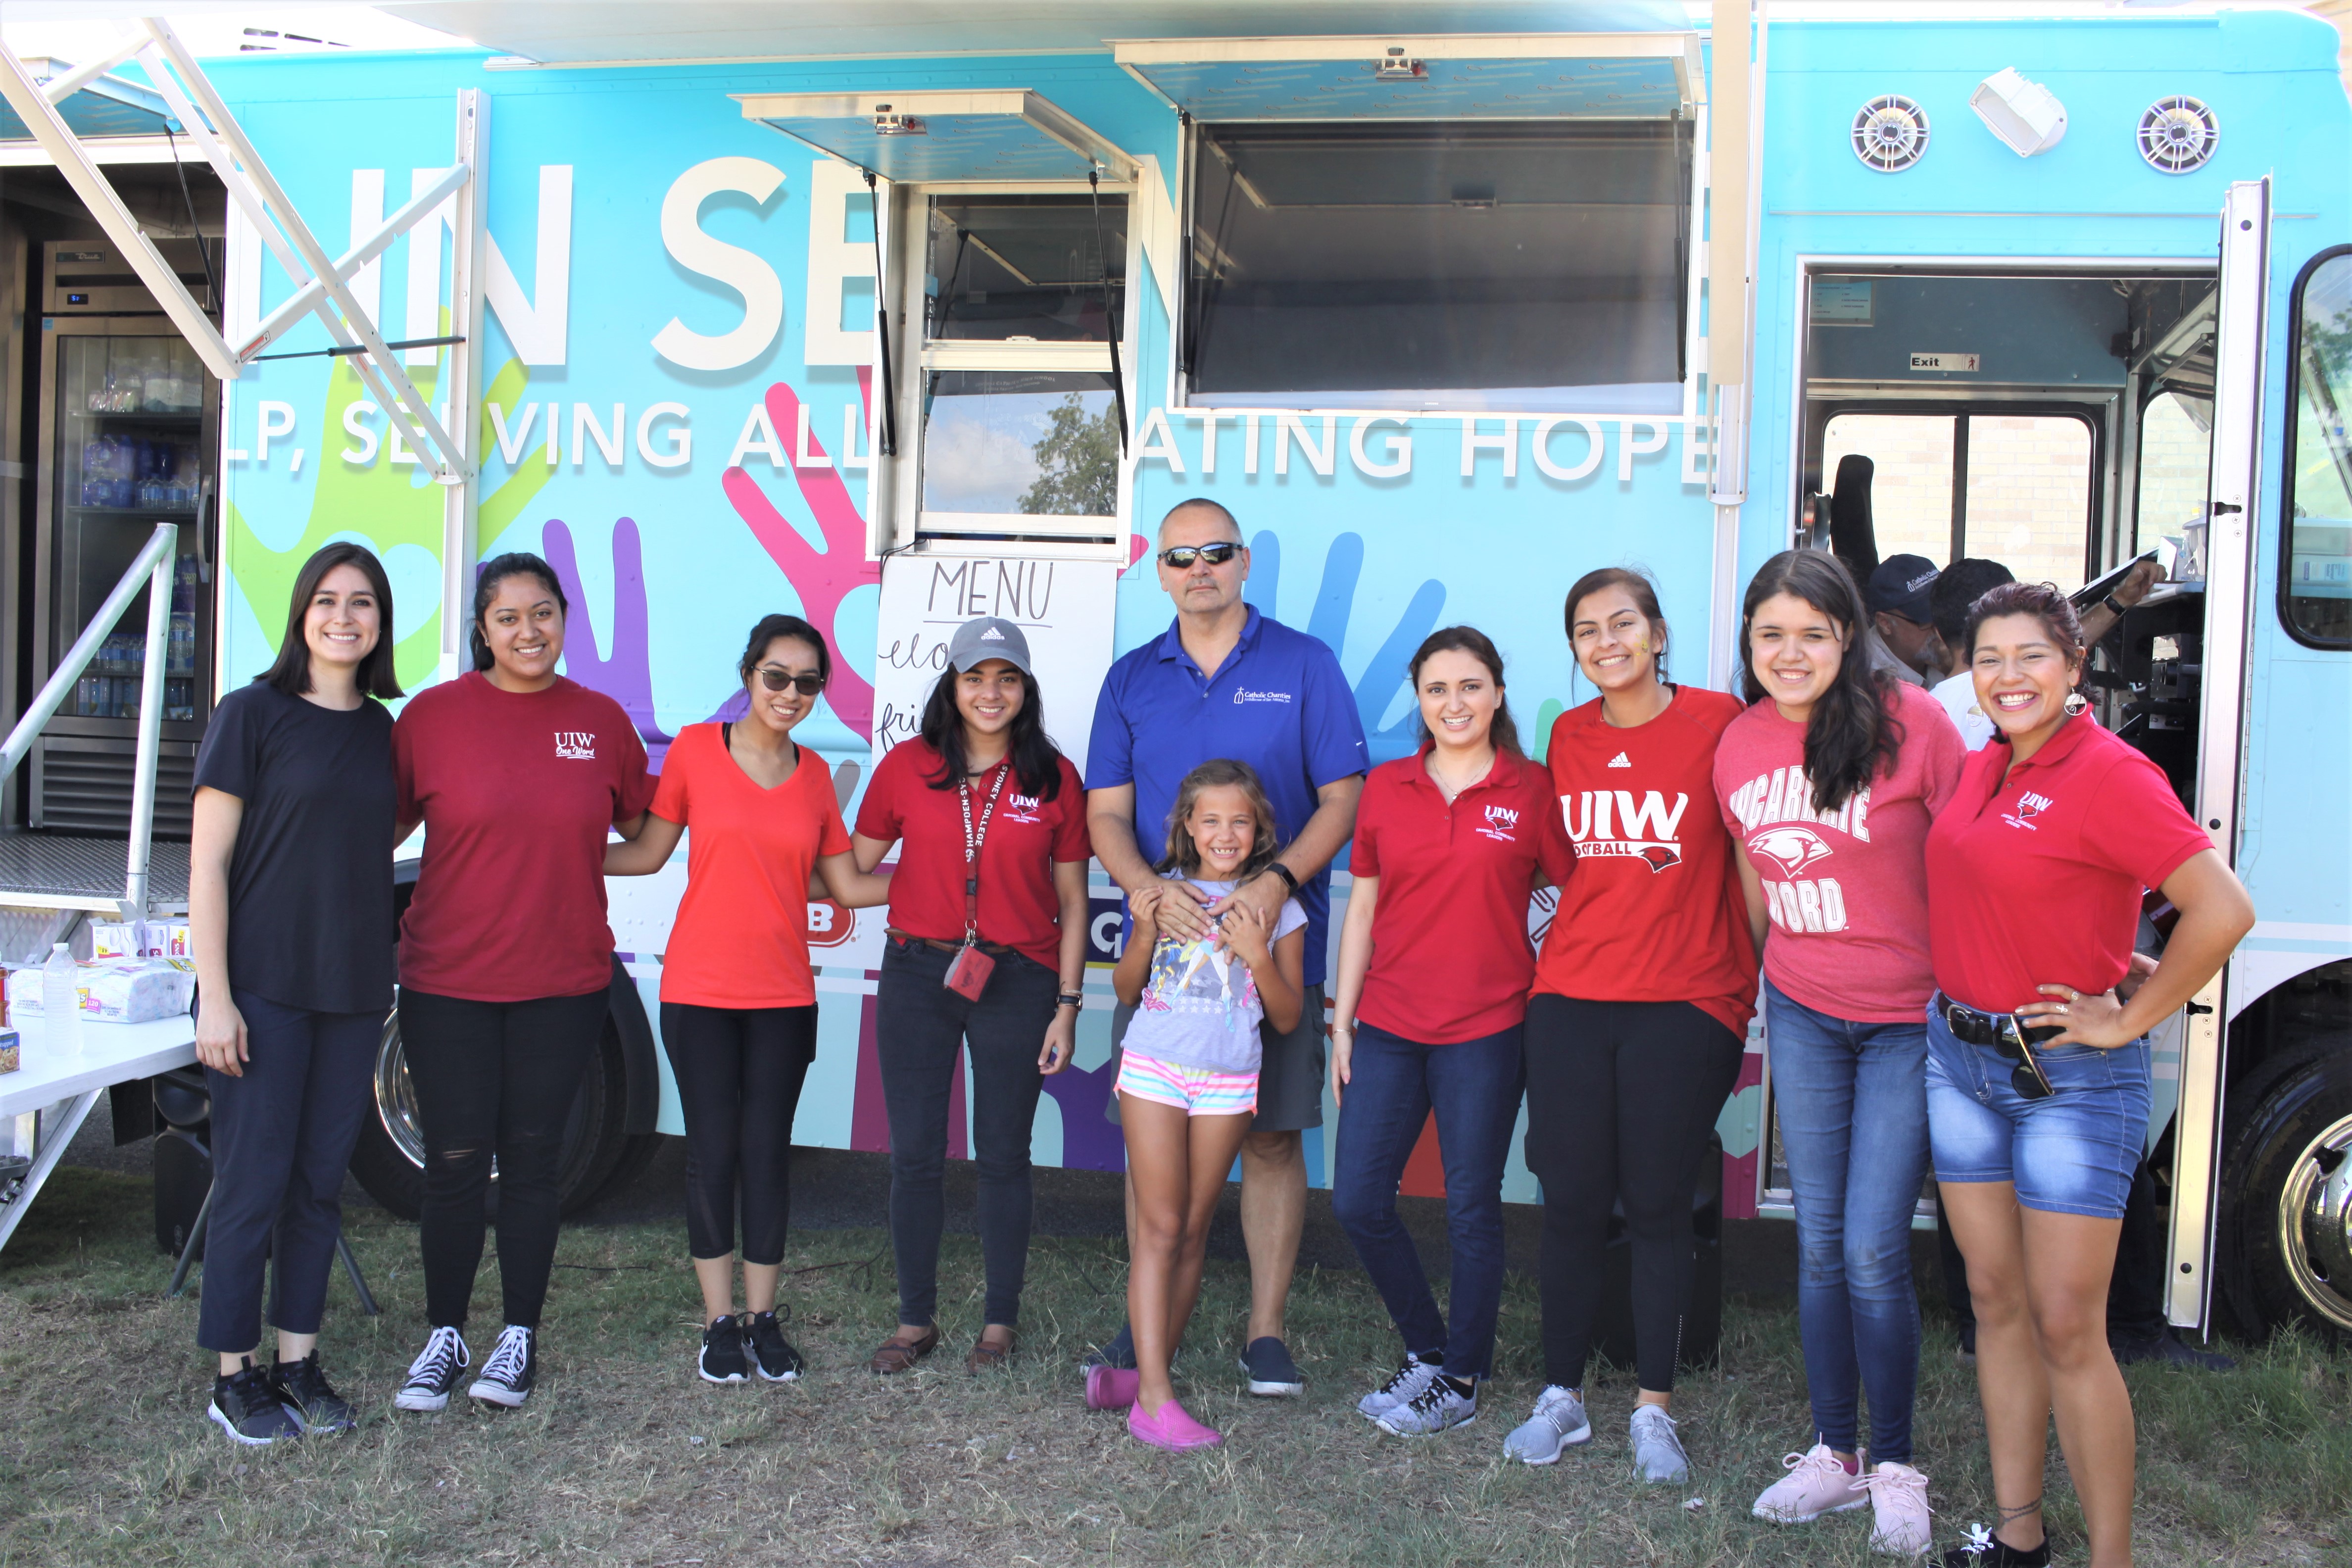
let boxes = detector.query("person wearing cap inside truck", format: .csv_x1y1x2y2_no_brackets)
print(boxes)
1083,498,1370,1397
1865,555,1949,686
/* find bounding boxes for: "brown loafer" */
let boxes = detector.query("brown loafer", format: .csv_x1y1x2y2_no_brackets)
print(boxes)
965,1332,1015,1373
867,1324,939,1375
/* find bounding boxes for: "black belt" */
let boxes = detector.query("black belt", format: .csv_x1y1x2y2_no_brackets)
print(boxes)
1933,991,2064,1049
887,929,1017,958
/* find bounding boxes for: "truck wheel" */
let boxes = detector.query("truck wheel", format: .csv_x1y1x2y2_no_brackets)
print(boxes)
2217,1043,2352,1343
347,1002,638,1222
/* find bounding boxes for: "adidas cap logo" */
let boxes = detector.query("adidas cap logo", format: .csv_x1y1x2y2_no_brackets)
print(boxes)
1607,752,1632,768
981,626,1006,640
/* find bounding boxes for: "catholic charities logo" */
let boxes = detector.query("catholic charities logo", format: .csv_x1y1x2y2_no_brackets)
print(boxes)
1563,789,1689,872
1477,803,1521,842
1233,687,1293,704
555,731,597,761
2003,790,2054,831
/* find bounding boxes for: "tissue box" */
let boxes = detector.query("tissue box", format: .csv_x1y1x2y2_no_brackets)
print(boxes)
0,1026,17,1073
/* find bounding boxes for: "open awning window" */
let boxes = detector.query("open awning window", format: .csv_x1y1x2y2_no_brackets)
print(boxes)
736,89,1136,184
0,57,180,141
1113,33,1699,123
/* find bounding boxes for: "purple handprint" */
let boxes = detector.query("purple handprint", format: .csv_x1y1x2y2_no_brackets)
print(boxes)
542,516,675,760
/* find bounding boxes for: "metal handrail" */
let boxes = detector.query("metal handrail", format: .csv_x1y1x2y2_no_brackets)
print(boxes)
0,521,178,919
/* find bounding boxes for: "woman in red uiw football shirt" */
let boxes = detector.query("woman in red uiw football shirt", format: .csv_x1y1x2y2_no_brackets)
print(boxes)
1501,568,1758,1485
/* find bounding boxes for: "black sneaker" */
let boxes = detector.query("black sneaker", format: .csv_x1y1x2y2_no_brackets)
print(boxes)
2111,1327,2237,1372
1241,1335,1304,1397
1943,1527,2051,1566
209,1358,300,1446
699,1315,747,1384
270,1351,356,1434
745,1311,804,1382
1079,1323,1136,1373
468,1324,536,1409
394,1325,470,1413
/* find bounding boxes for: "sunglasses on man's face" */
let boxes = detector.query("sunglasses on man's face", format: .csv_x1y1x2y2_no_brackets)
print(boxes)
1159,542,1241,570
757,667,826,695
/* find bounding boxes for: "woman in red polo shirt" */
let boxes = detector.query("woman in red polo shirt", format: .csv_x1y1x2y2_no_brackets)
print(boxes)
391,553,656,1415
1502,567,1758,1485
603,613,887,1385
851,617,1090,1376
1924,582,2251,1568
1329,626,1573,1439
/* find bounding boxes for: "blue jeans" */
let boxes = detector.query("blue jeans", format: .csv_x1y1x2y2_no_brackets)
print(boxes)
1330,1021,1523,1381
1765,978,1929,1464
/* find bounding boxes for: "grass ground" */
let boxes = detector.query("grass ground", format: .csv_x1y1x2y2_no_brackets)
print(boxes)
1,1166,2347,1568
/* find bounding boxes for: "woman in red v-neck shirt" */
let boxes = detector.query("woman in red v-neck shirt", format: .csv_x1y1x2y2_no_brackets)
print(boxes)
390,554,657,1415
604,614,887,1387
1501,568,1758,1485
1922,583,2251,1568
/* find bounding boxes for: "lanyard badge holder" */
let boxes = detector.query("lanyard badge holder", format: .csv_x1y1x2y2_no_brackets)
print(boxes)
944,763,1012,1000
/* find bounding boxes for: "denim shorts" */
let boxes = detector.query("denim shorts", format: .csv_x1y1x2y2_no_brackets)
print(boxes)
1923,1001,2151,1220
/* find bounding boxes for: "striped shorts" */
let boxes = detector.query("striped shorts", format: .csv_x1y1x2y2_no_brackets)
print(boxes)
1115,1047,1259,1118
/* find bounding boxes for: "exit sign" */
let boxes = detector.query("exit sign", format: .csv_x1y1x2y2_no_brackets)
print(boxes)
1910,351,1981,372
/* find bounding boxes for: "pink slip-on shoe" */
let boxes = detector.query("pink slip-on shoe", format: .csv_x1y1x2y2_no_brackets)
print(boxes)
1086,1366,1140,1411
1129,1397,1221,1450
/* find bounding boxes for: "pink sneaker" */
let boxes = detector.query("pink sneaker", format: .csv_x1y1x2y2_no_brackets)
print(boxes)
1751,1443,1868,1523
1086,1366,1140,1411
1128,1397,1221,1450
1861,1461,1934,1556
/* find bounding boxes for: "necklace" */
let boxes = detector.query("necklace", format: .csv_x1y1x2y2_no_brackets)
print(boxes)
1425,747,1494,803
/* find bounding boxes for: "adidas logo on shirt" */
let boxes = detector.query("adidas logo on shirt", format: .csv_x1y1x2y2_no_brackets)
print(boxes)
1607,752,1632,769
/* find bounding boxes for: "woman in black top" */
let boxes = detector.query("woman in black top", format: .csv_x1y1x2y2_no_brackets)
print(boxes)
189,542,401,1445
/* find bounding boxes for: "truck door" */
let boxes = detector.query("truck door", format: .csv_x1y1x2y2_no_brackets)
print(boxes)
2163,177,2269,1332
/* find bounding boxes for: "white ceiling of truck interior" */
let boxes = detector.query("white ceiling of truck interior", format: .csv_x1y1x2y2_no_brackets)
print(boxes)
378,2,1697,65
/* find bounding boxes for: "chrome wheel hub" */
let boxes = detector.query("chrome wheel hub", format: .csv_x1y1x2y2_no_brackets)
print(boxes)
2278,1111,2352,1332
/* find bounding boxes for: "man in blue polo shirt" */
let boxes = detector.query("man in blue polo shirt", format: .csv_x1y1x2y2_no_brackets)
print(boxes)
1084,497,1368,1397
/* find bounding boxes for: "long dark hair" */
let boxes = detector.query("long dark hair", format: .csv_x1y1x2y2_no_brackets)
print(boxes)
918,657,1063,801
1157,758,1284,880
470,552,567,673
1739,550,1904,814
1564,565,1670,685
738,613,831,686
262,541,402,699
1408,625,1521,757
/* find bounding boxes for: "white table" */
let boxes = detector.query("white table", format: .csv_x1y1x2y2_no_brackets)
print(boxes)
0,1012,195,1253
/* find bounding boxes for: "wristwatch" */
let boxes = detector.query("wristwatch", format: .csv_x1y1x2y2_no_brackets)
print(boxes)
1264,862,1300,895
2102,592,2128,618
1057,992,1084,1011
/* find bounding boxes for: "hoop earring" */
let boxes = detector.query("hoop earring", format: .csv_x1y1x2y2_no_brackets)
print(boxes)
2064,690,2089,716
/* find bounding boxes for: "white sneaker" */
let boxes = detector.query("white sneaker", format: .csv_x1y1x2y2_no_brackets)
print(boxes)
393,1325,469,1413
1357,1354,1440,1421
1502,1385,1591,1465
1861,1461,1935,1556
1752,1442,1869,1522
1375,1378,1476,1436
1629,1404,1689,1484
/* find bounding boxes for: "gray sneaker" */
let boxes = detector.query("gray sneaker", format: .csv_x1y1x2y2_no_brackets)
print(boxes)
1375,1377,1476,1436
1357,1354,1439,1421
1630,1404,1690,1484
1502,1384,1592,1465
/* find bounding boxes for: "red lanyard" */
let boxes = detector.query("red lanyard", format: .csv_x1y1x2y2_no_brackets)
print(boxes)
957,762,1013,944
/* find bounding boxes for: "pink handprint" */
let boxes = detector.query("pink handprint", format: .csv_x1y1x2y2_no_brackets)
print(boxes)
723,383,882,740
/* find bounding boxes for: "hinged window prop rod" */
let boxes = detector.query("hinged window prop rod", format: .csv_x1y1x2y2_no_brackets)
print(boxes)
862,168,898,458
1089,168,1128,457
250,334,462,362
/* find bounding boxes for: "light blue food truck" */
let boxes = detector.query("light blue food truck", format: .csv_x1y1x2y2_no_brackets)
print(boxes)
0,2,2343,1342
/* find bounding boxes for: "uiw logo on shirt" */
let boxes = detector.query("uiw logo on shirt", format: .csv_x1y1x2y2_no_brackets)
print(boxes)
1003,791,1044,825
1562,790,1689,872
2004,790,2055,831
554,731,597,761
1477,803,1520,842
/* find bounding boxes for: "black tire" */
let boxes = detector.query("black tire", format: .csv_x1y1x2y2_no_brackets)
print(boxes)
346,1000,637,1222
2216,1041,2352,1343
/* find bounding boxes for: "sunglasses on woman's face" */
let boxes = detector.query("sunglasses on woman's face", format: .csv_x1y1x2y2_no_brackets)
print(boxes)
757,666,826,694
1159,542,1241,570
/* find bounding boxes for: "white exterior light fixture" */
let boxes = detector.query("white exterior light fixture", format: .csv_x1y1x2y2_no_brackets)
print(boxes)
1969,67,2067,157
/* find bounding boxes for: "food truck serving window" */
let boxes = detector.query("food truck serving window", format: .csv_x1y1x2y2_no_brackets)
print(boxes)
1184,120,1691,414
2282,247,2352,647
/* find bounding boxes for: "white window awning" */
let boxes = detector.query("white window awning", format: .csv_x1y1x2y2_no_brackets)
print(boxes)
1111,33,1701,121
736,89,1138,184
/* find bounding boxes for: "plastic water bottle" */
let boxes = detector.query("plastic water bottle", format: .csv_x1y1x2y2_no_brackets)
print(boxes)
42,943,81,1057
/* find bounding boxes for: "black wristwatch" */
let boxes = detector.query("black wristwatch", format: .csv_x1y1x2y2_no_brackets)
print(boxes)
1264,862,1300,895
2102,592,2128,618
1057,992,1084,1011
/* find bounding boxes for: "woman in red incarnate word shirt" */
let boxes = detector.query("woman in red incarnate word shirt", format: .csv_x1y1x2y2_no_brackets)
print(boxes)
1501,567,1758,1487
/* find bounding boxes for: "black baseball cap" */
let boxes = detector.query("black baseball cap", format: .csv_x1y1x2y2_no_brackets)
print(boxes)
1865,554,1941,622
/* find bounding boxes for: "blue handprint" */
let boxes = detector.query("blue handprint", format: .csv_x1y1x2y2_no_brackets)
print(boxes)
1246,530,1447,767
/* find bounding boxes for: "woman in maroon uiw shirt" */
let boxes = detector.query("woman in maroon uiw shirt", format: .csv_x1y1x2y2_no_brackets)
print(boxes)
389,552,656,1415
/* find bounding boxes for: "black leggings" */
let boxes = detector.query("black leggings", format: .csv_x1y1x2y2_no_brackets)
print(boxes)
1522,993,1744,1394
659,1002,817,1266
397,987,607,1331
